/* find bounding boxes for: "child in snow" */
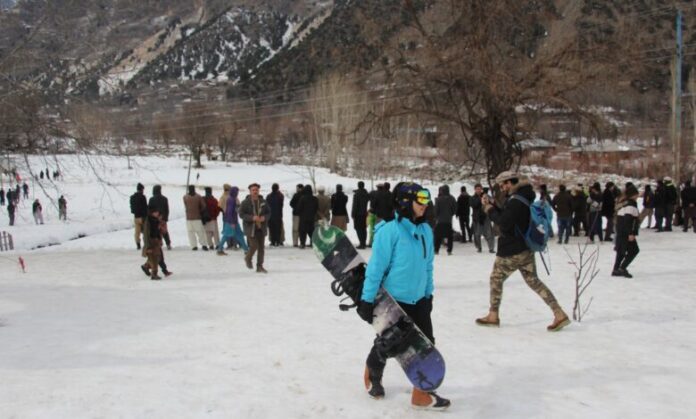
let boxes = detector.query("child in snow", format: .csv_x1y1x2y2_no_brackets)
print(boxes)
32,199,44,224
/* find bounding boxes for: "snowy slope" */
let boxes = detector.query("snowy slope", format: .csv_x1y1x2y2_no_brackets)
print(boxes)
1,155,695,418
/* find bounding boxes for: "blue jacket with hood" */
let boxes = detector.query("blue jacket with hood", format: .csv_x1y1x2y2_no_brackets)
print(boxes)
361,212,434,304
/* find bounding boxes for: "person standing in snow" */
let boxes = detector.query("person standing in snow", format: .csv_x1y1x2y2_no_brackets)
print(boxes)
203,187,221,250
588,182,603,242
217,186,248,255
434,184,457,255
456,186,471,243
358,182,450,410
351,181,370,249
22,182,28,199
552,184,573,244
240,183,270,273
32,199,44,224
571,185,588,236
681,181,696,232
0,188,5,206
475,171,570,332
297,185,318,248
58,195,67,221
602,182,617,241
316,186,331,223
289,184,303,247
7,200,15,226
330,184,349,231
183,185,208,251
141,203,167,280
130,183,148,250
149,185,171,250
663,176,678,232
470,184,495,253
612,184,641,278
266,183,285,246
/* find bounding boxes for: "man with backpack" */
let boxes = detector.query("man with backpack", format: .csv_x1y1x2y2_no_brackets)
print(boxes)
475,171,570,332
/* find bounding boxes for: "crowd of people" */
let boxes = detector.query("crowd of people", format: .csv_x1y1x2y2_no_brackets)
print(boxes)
127,175,696,282
2,168,68,226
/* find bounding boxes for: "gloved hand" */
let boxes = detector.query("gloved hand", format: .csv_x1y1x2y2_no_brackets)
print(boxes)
357,300,375,324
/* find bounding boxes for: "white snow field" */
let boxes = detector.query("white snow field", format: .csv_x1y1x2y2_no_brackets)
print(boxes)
1,155,695,418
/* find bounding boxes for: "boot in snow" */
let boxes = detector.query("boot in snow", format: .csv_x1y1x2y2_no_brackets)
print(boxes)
411,388,450,410
363,366,385,399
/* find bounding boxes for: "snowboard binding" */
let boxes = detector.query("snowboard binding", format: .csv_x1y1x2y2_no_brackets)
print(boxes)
374,317,418,358
331,263,366,311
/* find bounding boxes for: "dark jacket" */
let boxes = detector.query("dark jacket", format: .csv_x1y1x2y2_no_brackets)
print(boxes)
470,194,489,225
32,201,42,213
331,191,349,217
456,193,471,218
148,185,169,221
239,195,270,237
130,191,148,218
665,183,678,205
351,187,370,221
372,189,394,221
266,191,284,220
571,190,587,216
552,190,573,218
642,189,655,209
289,191,302,216
615,199,639,242
297,187,319,225
488,180,536,257
434,186,457,224
681,186,696,207
601,188,615,217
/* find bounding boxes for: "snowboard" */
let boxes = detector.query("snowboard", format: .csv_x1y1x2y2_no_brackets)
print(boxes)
312,223,446,392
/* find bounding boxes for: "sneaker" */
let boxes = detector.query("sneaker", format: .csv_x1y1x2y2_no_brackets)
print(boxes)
475,316,500,327
140,264,151,277
256,265,268,274
547,315,570,332
151,275,162,280
163,271,173,277
217,250,227,256
363,366,385,399
611,269,625,277
411,389,450,410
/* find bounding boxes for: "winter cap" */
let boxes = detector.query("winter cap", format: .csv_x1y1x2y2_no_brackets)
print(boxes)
317,186,325,193
188,185,195,195
358,181,365,189
336,184,343,192
495,171,518,184
137,183,144,191
663,176,672,183
204,186,212,196
272,183,279,191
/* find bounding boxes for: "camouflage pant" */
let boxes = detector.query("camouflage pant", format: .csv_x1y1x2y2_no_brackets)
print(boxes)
489,250,561,314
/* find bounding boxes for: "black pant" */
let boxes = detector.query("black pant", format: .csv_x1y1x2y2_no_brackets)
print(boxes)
299,220,314,247
434,223,453,253
269,217,283,245
458,215,471,242
162,231,171,247
366,298,434,376
573,213,587,236
664,204,675,230
354,218,367,247
613,240,639,271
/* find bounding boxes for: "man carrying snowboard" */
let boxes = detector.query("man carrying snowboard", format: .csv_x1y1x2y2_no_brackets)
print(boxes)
357,182,450,410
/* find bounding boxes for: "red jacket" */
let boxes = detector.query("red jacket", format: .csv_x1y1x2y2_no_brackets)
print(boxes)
205,196,221,220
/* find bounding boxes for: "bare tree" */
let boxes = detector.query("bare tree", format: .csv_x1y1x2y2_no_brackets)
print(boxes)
564,243,600,322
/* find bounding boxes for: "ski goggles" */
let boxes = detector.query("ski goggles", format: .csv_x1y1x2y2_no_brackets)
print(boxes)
415,189,431,206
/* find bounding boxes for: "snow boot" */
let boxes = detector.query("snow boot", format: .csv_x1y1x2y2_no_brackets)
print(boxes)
411,388,450,410
363,366,385,399
140,264,151,277
475,315,500,327
547,315,570,332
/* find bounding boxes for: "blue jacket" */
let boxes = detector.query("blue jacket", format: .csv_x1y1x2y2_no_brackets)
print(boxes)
361,213,434,304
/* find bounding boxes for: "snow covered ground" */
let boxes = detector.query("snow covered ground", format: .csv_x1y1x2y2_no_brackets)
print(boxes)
1,155,695,418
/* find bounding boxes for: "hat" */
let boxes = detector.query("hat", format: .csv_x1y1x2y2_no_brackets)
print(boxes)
317,186,325,193
137,183,144,191
223,183,231,191
663,176,672,182
495,171,518,184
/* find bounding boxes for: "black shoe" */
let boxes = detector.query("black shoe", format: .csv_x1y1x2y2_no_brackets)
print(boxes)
622,269,633,278
489,249,495,253
192,247,198,251
611,269,625,277
364,366,385,399
140,265,151,277
137,243,141,250
202,246,209,251
447,251,452,256
151,275,162,280
477,248,482,253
